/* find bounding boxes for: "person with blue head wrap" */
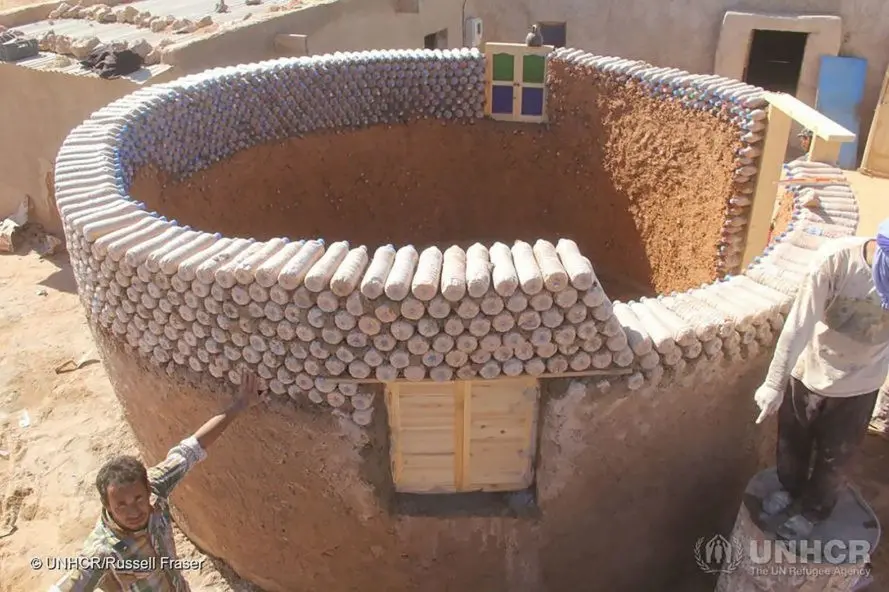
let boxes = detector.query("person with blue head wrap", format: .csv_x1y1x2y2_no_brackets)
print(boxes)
752,219,889,542
871,218,889,307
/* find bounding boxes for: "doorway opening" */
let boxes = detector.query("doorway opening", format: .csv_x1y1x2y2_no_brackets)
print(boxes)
424,29,448,50
743,29,808,94
538,22,567,48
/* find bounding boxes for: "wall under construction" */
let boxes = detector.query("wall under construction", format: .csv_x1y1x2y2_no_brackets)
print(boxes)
55,47,859,591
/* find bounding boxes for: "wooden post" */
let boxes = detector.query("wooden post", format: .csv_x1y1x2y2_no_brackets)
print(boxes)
273,34,308,56
714,468,879,592
742,92,858,268
741,105,792,269
809,137,843,165
861,64,889,178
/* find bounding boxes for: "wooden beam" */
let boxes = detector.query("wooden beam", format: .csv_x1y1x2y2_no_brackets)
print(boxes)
385,383,403,486
764,92,856,143
861,64,889,177
484,42,554,56
273,34,308,56
334,367,634,384
741,104,793,269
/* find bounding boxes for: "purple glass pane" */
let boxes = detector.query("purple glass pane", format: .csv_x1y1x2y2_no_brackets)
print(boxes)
491,85,514,114
521,87,544,116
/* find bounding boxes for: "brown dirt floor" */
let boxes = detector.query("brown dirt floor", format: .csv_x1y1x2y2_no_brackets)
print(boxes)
130,63,740,300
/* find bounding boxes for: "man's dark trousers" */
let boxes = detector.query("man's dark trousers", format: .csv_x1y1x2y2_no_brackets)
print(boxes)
776,377,878,520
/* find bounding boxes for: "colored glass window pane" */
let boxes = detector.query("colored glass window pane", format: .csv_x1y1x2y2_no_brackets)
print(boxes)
521,87,544,116
491,85,514,114
492,53,515,81
522,55,545,84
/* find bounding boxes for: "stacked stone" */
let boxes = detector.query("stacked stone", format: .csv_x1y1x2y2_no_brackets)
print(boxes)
46,2,209,33
117,49,487,183
550,49,769,277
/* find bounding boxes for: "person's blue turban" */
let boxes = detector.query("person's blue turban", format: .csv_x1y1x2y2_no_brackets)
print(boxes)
872,219,889,309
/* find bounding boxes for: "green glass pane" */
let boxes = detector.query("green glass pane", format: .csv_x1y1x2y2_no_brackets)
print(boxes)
522,55,545,84
492,53,515,81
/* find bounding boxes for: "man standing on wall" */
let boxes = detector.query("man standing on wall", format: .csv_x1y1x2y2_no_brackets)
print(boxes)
753,220,889,540
798,128,814,157
525,24,543,47
49,369,269,592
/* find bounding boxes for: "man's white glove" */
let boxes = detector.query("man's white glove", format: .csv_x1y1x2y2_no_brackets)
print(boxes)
754,385,783,424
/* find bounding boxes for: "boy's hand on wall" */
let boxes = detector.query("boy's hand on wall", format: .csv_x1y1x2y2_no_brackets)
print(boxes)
234,368,269,411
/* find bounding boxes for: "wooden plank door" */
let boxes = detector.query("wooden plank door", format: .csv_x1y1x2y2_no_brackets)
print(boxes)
465,379,539,492
386,379,540,494
386,382,458,494
815,55,868,169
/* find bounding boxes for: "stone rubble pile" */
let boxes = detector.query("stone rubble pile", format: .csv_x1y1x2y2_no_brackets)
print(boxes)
53,48,859,427
35,30,166,66
47,2,213,35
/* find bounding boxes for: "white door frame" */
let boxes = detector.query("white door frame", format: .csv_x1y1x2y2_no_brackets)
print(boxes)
714,11,842,109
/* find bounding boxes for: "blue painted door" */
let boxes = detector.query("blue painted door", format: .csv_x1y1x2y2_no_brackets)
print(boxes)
816,55,868,169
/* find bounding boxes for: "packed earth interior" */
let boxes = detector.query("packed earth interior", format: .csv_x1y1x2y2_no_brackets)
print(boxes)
130,61,739,301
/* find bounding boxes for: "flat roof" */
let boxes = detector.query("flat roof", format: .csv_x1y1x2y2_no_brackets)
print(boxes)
13,0,292,49
4,0,297,80
9,50,171,82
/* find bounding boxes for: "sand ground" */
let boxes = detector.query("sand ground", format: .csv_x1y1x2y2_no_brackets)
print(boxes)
0,228,259,591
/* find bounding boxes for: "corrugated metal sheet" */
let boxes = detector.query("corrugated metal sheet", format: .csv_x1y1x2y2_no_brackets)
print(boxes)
13,0,292,47
13,50,171,82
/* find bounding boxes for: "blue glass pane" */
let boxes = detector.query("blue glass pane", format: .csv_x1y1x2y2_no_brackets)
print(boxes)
521,87,544,116
491,85,514,115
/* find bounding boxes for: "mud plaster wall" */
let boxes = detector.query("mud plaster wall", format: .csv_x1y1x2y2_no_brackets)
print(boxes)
54,45,862,590
92,321,772,592
129,61,740,299
466,0,889,160
161,0,464,75
0,64,177,235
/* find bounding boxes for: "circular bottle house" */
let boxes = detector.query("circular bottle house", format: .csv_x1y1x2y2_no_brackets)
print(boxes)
55,44,860,591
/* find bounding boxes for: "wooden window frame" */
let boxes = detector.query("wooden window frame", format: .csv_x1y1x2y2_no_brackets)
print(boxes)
484,42,554,123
